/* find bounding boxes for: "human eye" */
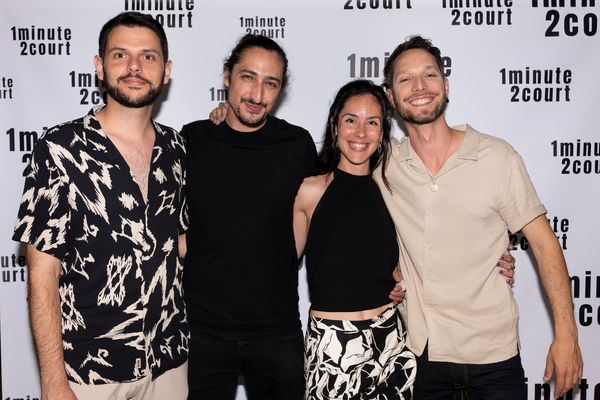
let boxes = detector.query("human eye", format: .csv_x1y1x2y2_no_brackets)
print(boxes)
143,53,156,61
265,81,279,89
241,74,253,81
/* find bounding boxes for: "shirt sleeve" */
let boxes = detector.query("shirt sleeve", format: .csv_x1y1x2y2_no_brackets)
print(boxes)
12,138,71,260
499,151,547,233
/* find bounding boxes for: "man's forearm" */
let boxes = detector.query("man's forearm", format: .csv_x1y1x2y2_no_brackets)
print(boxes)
523,216,577,336
27,245,71,393
522,215,582,397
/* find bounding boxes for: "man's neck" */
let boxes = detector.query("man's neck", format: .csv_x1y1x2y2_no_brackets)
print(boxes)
96,99,155,142
405,116,460,176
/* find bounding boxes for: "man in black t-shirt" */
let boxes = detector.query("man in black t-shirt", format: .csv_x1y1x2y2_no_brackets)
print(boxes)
181,34,317,400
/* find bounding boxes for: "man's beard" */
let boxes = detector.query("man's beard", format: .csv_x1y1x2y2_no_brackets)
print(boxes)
230,97,267,128
397,91,447,125
104,73,163,108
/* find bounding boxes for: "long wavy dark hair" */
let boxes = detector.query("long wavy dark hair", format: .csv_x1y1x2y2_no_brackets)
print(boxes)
318,79,392,190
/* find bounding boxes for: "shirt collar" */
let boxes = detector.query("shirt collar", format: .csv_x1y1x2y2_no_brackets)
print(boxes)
394,123,481,162
82,105,168,145
453,124,480,161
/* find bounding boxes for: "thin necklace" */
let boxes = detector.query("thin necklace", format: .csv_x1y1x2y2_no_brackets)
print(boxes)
430,132,454,192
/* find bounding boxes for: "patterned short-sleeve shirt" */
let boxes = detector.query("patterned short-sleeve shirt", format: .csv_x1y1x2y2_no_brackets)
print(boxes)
12,106,189,384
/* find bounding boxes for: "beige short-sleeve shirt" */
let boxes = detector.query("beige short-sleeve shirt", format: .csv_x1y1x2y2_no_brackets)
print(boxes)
375,124,547,364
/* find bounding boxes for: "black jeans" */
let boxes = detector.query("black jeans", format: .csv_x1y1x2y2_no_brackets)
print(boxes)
187,330,304,400
414,346,527,400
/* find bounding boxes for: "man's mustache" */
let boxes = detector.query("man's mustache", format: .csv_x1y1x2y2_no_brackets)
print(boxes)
241,97,267,108
117,74,152,85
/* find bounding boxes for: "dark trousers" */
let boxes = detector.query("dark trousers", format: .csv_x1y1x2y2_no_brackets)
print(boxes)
187,330,305,400
414,346,527,400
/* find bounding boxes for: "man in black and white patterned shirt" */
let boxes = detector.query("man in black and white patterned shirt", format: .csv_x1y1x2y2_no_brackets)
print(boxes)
12,12,189,400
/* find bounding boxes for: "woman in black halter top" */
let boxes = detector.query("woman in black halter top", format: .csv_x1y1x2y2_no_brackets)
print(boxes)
293,80,416,399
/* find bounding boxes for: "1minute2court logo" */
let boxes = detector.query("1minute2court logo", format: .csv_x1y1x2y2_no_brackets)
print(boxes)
10,25,72,56
0,77,14,100
70,70,105,106
532,0,598,37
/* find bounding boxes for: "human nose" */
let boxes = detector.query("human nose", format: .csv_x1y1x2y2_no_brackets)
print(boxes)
127,57,141,74
356,122,367,138
249,81,264,103
413,75,426,91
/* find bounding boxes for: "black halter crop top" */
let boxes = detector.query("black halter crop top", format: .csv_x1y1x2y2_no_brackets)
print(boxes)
304,169,399,312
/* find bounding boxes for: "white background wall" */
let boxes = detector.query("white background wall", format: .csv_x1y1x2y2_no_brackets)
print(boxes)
1,1,598,399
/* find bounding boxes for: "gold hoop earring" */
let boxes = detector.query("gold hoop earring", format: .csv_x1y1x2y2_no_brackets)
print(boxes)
332,130,338,149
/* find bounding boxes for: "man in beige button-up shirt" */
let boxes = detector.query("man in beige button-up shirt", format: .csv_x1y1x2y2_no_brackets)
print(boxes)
374,36,583,400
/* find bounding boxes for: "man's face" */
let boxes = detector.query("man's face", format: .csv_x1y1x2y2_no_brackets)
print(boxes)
224,47,284,132
94,26,171,108
387,48,448,125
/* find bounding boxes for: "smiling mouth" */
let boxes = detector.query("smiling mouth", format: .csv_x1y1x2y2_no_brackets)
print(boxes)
408,96,435,106
348,142,369,151
244,103,264,113
242,100,267,114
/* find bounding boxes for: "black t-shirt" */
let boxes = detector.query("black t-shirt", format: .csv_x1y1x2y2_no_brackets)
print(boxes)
181,116,317,339
305,169,399,312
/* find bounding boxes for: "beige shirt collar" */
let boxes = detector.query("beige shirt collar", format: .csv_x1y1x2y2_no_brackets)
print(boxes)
395,124,481,164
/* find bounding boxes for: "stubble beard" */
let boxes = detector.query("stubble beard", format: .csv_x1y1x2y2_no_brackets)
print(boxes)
230,98,268,129
104,72,163,108
396,91,448,125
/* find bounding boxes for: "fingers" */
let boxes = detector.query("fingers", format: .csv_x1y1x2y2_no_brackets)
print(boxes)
554,353,584,398
395,280,407,292
392,265,403,282
497,251,516,285
543,353,570,399
554,369,567,399
497,263,515,285
388,280,406,304
209,102,228,124
543,353,554,383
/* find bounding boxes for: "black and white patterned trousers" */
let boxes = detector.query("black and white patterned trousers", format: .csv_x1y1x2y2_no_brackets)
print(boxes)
304,305,416,400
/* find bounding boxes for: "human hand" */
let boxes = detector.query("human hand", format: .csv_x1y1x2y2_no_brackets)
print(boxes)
497,247,515,285
389,266,406,304
209,102,229,125
544,336,583,398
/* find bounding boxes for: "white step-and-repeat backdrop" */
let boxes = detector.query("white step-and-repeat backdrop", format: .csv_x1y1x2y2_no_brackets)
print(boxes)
1,1,598,399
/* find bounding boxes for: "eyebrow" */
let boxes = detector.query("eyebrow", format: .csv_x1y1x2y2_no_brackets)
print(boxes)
107,47,161,56
341,112,382,119
239,68,282,84
397,64,438,74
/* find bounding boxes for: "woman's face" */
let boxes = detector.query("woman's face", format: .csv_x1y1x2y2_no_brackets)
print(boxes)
335,93,383,175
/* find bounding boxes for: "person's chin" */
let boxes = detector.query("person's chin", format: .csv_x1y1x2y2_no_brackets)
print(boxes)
242,114,266,127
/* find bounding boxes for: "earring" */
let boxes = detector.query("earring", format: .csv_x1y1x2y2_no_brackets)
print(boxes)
377,141,382,154
332,130,338,149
